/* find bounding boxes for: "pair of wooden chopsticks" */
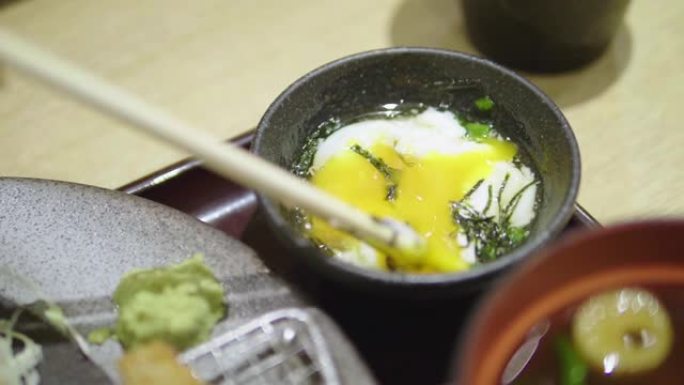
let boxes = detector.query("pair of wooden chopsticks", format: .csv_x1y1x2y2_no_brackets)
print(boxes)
0,29,426,260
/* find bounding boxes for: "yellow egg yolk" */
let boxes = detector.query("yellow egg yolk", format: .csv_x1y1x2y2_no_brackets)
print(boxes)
309,139,517,273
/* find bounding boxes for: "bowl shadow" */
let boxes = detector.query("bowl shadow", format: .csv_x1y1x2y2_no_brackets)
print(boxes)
524,24,633,108
389,0,633,108
0,0,23,9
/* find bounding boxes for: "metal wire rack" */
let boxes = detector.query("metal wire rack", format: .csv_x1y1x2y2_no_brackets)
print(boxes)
180,308,341,385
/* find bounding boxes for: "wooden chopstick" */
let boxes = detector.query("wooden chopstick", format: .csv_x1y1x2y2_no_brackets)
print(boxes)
0,28,426,258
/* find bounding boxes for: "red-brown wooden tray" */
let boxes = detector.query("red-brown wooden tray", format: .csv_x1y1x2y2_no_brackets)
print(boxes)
119,131,599,385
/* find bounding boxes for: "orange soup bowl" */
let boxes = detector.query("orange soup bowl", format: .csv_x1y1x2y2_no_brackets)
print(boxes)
452,220,684,384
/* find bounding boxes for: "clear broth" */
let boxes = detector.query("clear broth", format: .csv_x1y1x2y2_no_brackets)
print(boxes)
509,285,684,385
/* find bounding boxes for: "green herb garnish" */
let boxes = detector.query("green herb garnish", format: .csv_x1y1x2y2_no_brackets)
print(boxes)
450,173,535,263
554,335,588,385
350,144,400,201
465,122,491,140
474,96,495,111
291,118,342,178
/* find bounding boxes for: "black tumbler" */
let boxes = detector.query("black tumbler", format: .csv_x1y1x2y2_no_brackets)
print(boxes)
462,0,631,72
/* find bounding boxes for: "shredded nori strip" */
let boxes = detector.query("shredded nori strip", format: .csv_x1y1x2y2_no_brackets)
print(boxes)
310,237,335,256
350,144,400,201
385,255,398,271
291,118,342,178
451,173,536,263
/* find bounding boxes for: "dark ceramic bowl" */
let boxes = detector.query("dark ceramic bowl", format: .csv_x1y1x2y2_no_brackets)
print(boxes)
452,220,684,384
253,47,580,299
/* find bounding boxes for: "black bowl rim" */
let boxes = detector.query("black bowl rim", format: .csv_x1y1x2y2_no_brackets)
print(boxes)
253,47,581,291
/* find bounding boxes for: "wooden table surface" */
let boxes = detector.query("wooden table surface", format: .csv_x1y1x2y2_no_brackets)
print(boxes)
0,0,682,224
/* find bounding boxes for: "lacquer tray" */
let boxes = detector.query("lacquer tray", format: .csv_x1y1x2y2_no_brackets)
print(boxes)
119,131,599,385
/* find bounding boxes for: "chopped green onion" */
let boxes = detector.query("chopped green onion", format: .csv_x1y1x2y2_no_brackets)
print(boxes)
350,144,400,201
508,226,527,244
554,335,588,385
43,305,69,335
87,327,114,345
475,96,495,111
465,122,491,140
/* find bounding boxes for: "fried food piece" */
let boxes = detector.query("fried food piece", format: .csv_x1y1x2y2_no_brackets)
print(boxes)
118,340,204,385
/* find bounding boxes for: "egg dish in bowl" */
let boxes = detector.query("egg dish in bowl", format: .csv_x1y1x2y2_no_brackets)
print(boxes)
253,47,580,298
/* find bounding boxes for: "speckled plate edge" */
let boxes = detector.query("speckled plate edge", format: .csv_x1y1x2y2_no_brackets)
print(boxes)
0,177,376,385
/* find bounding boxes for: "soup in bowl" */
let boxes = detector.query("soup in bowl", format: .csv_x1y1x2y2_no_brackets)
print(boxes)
453,220,684,384
253,47,580,298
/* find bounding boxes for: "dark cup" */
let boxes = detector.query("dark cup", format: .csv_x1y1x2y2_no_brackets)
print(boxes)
463,0,631,72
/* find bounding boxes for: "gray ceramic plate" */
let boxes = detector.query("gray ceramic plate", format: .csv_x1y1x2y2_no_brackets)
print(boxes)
0,178,374,385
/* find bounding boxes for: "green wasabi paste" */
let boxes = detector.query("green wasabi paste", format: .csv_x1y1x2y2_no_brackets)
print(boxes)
89,253,226,350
